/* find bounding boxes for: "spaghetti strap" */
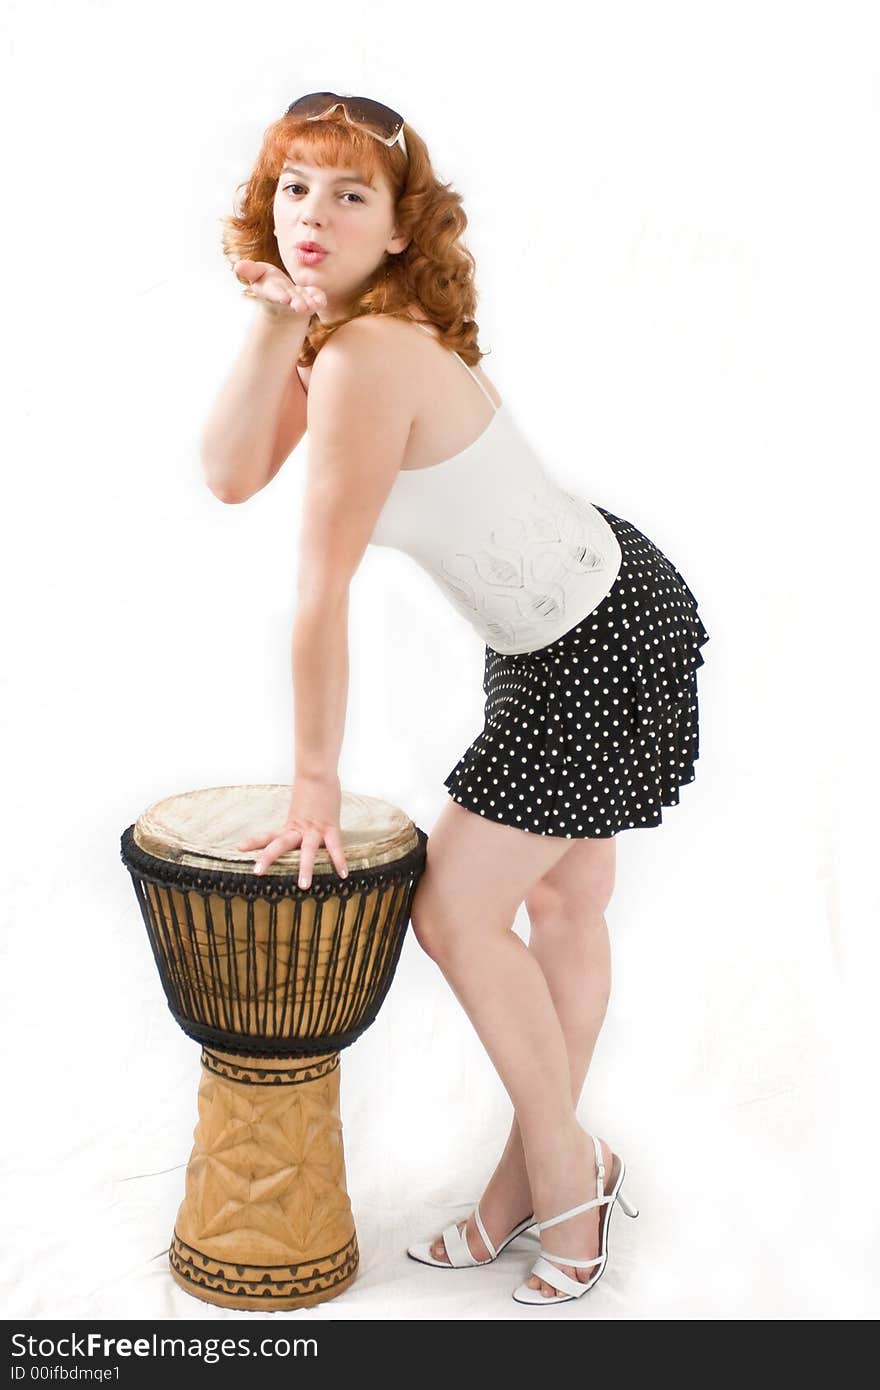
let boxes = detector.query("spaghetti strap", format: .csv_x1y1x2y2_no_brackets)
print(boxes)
413,320,500,413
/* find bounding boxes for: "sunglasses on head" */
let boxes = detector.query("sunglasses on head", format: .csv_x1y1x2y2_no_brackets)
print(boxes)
285,92,408,159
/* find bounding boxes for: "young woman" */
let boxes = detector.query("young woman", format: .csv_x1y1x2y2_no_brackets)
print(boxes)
201,94,710,1305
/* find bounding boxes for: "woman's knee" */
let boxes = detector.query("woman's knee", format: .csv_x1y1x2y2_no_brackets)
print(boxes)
409,879,460,963
524,839,616,927
410,906,444,962
409,875,514,966
524,882,613,934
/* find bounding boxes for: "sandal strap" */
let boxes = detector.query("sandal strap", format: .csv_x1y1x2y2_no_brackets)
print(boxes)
530,1255,604,1299
540,1245,606,1268
441,1219,479,1266
472,1201,497,1259
537,1133,609,1232
591,1132,606,1198
537,1193,611,1229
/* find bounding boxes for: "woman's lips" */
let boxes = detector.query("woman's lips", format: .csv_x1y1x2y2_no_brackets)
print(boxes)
295,247,328,264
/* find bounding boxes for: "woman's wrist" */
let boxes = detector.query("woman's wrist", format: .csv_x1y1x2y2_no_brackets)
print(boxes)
247,311,312,371
292,769,340,787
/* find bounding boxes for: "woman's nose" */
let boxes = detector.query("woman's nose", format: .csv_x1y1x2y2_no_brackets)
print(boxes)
299,195,328,222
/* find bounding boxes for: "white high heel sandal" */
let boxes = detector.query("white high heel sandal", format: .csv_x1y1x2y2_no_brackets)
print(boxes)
407,1202,536,1268
512,1132,639,1305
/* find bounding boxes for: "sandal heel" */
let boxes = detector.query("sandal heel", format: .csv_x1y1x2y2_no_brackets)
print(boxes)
617,1186,639,1219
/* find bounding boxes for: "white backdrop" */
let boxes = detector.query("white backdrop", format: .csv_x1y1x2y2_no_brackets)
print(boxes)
2,0,878,1322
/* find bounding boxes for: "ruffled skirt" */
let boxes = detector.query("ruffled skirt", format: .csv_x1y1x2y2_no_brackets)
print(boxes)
443,505,710,838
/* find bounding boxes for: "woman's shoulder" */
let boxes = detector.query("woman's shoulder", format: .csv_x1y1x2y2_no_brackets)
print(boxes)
332,308,432,348
298,307,436,397
305,311,430,392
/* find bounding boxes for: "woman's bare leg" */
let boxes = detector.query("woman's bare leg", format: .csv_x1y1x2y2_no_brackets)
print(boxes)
428,834,616,1299
411,800,618,1296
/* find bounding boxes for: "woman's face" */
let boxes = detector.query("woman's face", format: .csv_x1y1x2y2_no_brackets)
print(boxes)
272,152,408,322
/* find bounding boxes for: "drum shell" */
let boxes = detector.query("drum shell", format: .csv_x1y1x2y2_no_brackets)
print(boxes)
121,826,427,1057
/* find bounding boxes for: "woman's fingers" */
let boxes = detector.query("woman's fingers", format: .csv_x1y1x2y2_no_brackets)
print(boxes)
235,259,327,317
235,260,265,289
297,828,349,888
323,826,350,882
237,832,271,849
252,827,302,875
291,287,327,312
296,831,323,890
241,824,348,884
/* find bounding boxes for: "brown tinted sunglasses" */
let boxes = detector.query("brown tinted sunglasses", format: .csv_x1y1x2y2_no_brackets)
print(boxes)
285,92,408,158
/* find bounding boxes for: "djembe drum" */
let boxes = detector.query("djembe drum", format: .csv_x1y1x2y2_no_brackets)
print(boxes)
119,784,426,1311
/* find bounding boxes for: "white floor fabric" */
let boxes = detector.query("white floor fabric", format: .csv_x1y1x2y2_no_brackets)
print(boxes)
3,821,876,1322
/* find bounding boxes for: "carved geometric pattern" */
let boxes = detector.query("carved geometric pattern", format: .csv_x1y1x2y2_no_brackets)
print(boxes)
200,1047,339,1087
169,1230,358,1309
170,1048,358,1310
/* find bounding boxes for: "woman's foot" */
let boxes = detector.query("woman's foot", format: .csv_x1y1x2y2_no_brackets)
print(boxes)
429,1164,534,1264
525,1128,613,1298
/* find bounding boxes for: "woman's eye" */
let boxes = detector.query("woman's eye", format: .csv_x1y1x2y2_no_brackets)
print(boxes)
281,183,363,204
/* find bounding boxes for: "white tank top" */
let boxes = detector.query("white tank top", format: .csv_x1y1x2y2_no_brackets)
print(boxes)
369,323,623,655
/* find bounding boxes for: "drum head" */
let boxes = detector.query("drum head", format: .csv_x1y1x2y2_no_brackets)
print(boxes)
132,785,419,874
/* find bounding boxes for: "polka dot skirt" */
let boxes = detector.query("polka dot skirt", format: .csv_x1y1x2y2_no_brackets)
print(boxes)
443,505,710,838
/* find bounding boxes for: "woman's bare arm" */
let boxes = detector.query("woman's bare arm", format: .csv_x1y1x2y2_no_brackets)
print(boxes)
291,318,413,779
200,308,311,504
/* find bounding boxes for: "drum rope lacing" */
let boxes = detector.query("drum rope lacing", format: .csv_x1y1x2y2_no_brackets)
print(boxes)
120,826,427,901
119,826,427,1057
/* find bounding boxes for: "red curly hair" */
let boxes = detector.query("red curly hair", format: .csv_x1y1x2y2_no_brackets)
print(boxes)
220,108,489,368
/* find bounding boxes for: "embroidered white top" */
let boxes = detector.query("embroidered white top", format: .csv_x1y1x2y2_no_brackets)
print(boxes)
369,323,623,655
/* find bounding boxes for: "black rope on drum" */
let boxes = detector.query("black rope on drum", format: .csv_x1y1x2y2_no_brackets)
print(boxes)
119,825,427,1057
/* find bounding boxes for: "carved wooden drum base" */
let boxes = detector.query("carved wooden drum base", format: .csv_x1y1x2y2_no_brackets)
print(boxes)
169,1047,358,1311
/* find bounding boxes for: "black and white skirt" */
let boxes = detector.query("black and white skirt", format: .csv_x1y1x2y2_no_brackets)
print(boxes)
443,505,711,838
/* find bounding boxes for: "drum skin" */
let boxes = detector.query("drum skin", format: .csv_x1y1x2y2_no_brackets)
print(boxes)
120,785,427,1311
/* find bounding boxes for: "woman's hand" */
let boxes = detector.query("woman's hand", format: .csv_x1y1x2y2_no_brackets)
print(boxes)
234,258,327,318
237,773,349,888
